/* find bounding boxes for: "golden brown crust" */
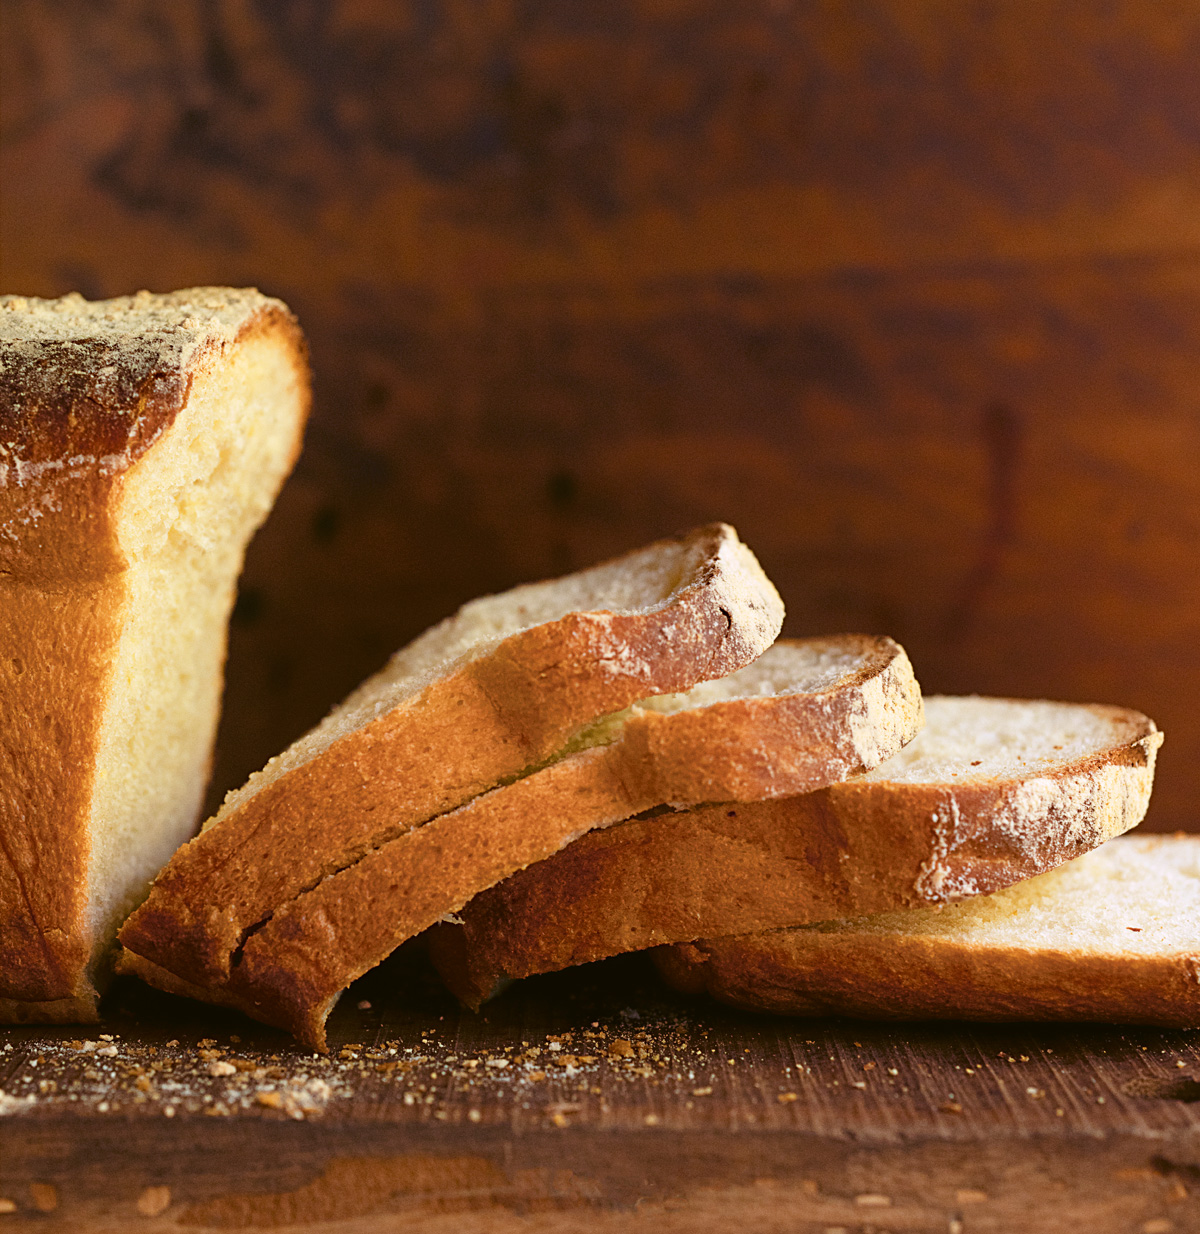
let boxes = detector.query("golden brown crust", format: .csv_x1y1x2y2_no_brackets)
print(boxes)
655,927,1200,1029
432,704,1161,1008
119,523,785,992
0,288,308,1016
119,635,919,1049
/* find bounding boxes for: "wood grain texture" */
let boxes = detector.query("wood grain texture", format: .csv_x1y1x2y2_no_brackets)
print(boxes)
1,951,1198,1232
3,0,1200,830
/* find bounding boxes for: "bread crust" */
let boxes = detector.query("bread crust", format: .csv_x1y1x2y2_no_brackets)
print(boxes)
118,523,784,991
0,288,309,1014
654,837,1199,1028
655,936,1199,1028
432,701,1161,1008
118,635,920,1048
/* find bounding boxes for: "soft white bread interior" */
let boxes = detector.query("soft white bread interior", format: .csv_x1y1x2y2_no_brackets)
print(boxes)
88,326,307,953
431,695,1161,1008
118,523,783,992
0,288,309,1021
657,835,1200,1026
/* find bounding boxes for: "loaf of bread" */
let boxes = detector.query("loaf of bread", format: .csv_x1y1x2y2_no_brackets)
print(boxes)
656,835,1199,1027
431,696,1162,1008
117,524,784,1000
0,288,310,1022
121,635,920,1047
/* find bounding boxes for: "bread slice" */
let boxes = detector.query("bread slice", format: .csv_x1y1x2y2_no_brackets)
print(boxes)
0,288,310,1022
116,523,783,995
655,835,1199,1027
118,635,920,1048
431,696,1162,1008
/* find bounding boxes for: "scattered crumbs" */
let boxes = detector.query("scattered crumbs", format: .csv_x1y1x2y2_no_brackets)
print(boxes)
887,1067,899,1076
608,1039,634,1058
693,1086,713,1097
777,1092,798,1103
939,1101,963,1115
1026,1087,1045,1099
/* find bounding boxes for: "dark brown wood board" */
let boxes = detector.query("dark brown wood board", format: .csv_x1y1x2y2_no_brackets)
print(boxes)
2,951,1197,1233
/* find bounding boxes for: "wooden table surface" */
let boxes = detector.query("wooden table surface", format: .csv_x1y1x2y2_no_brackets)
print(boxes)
1,948,1197,1233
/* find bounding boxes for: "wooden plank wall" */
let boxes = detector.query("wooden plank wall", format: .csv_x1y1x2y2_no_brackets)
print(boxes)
3,1,1199,830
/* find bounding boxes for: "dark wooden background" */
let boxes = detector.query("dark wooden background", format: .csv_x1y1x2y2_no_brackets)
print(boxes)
3,1,1199,831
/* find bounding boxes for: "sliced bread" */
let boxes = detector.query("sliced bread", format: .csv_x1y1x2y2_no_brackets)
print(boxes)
117,523,783,991
120,635,921,1048
431,696,1161,1008
655,835,1199,1027
0,288,310,1022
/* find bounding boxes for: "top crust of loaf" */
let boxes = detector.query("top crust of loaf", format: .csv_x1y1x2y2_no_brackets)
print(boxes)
118,523,784,989
0,288,304,578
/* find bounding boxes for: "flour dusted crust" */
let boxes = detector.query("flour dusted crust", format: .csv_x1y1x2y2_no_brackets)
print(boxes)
121,635,919,1048
118,523,785,996
655,835,1199,1028
1,288,309,1018
431,698,1161,1009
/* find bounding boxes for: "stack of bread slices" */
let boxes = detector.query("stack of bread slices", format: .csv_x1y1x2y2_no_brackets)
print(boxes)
3,289,1194,1046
